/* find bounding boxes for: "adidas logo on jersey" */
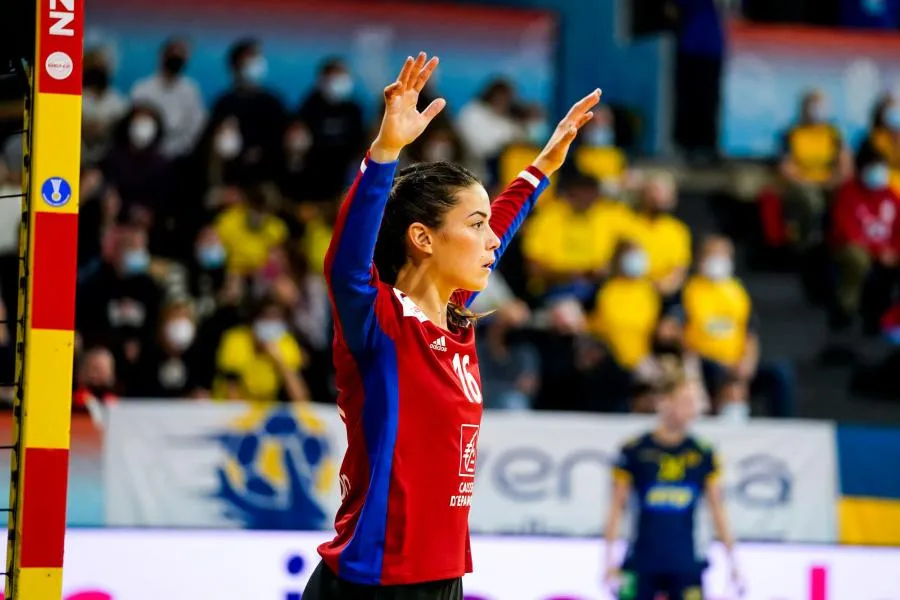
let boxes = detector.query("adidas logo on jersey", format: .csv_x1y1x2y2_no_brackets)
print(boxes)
429,336,448,352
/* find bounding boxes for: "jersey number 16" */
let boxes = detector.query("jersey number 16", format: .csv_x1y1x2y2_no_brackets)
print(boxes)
452,353,482,404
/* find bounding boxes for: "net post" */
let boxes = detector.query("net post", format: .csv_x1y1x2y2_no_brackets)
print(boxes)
5,1,83,598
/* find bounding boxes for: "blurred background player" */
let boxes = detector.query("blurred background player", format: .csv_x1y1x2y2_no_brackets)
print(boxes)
603,357,740,600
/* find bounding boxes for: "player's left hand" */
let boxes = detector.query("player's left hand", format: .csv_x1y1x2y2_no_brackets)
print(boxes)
532,88,601,176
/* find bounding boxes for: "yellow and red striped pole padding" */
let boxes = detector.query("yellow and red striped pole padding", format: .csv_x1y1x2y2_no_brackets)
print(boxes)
7,1,83,598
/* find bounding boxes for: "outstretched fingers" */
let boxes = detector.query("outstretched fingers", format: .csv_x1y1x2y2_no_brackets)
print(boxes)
396,56,415,89
414,56,440,92
421,97,447,123
565,88,602,122
575,111,594,129
404,52,427,89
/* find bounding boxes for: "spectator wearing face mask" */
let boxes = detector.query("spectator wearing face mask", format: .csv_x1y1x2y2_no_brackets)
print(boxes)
297,57,366,202
779,89,853,250
208,38,287,182
102,105,171,223
574,105,627,194
128,299,205,398
81,48,130,165
200,117,250,190
188,225,229,320
861,94,900,196
675,235,794,420
587,240,663,411
829,146,900,334
628,172,692,300
215,183,289,276
131,37,207,159
76,224,164,379
214,296,310,403
679,235,753,419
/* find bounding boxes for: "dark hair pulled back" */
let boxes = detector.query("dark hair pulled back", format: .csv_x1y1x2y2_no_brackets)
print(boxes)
373,161,482,328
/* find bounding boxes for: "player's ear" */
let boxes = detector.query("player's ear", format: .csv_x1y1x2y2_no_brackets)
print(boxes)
407,222,434,256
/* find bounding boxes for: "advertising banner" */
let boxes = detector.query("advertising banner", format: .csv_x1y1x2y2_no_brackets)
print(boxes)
105,403,838,542
473,413,837,542
15,529,900,600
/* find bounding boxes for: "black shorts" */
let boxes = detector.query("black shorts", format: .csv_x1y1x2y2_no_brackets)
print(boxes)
619,570,703,600
302,561,463,600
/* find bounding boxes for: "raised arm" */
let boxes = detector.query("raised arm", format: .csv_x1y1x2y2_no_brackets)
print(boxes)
458,89,602,307
324,53,446,351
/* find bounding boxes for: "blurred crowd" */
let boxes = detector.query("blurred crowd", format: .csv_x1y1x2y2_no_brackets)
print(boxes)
0,36,796,422
743,89,900,397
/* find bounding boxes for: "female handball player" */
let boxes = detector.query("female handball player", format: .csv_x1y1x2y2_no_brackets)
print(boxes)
604,358,742,600
302,52,600,599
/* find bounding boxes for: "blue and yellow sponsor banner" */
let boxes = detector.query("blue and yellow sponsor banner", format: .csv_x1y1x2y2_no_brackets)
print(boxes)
837,424,900,545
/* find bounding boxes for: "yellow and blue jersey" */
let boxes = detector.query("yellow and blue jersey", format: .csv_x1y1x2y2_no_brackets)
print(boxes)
613,433,719,575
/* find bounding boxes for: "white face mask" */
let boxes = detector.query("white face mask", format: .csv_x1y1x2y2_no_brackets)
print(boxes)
621,250,648,278
164,318,195,351
253,319,286,343
129,116,157,149
241,56,268,84
702,255,733,281
215,127,243,160
323,73,353,102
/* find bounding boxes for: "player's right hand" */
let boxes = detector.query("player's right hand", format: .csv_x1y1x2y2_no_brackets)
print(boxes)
371,52,446,162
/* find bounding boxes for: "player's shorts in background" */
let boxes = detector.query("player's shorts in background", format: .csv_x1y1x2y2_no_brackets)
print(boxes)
301,561,463,600
618,570,703,600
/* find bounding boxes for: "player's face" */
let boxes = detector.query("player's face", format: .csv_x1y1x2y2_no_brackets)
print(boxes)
660,381,702,430
433,183,501,292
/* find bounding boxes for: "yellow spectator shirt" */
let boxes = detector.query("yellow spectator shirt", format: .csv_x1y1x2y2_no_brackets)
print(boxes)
783,123,843,184
522,199,633,276
215,205,289,275
302,215,333,275
589,276,661,369
870,128,900,195
682,275,751,366
628,212,692,283
214,326,304,401
575,145,627,184
500,143,628,209
499,143,555,201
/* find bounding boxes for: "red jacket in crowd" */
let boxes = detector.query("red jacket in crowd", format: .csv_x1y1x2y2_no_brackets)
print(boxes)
831,179,900,257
